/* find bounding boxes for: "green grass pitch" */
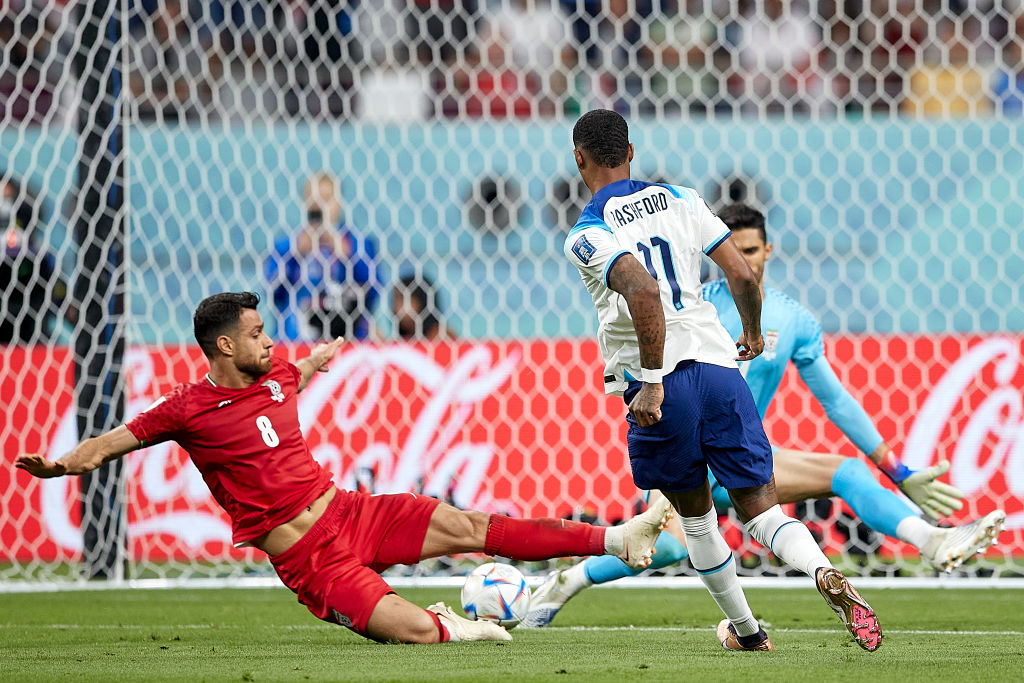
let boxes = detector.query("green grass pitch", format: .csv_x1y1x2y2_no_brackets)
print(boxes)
3,586,1022,682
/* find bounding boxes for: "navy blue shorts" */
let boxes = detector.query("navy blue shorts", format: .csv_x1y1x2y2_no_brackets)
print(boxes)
624,361,772,493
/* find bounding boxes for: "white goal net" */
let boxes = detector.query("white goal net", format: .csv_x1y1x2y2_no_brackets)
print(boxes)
2,0,1022,588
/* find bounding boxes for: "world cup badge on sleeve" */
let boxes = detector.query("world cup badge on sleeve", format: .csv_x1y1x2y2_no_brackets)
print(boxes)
571,235,597,264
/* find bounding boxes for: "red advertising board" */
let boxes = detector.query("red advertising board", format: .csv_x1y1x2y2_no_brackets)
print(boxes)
2,335,1021,564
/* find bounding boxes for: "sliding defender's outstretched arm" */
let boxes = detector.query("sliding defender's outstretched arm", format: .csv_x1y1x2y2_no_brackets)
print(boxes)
15,425,141,478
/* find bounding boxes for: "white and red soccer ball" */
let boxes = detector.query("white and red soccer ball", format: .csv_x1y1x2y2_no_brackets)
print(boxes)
460,562,531,629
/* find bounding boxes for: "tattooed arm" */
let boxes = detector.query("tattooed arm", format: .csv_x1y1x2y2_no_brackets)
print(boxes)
709,238,763,360
607,254,665,427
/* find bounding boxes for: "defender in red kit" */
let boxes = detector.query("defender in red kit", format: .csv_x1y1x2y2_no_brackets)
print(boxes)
16,292,671,644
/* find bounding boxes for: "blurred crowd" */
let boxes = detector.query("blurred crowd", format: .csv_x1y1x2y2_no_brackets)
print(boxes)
2,0,1024,125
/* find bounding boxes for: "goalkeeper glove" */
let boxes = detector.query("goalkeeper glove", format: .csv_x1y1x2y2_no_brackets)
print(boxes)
895,460,965,521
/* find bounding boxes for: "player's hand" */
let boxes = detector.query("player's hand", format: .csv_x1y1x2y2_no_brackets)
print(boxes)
735,332,764,361
897,460,964,520
310,337,344,372
14,454,67,479
628,383,664,427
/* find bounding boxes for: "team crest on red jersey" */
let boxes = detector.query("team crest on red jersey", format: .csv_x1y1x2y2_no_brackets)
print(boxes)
262,379,285,402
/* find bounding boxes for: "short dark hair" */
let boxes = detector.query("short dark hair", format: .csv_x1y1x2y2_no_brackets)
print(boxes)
572,109,630,168
717,203,767,243
193,292,260,357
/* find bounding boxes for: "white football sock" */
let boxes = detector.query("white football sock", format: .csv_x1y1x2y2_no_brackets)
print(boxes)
603,526,624,555
682,507,760,638
744,505,832,578
896,516,934,549
562,561,593,591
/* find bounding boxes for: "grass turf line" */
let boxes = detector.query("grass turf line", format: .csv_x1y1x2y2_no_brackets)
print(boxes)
2,587,1022,682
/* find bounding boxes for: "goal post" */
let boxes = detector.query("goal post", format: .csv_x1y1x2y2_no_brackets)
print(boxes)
1,1,1021,589
71,0,129,582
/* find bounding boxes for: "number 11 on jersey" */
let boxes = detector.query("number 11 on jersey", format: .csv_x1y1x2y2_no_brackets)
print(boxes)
637,237,684,310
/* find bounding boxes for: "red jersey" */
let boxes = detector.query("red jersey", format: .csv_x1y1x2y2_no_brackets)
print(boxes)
125,357,334,546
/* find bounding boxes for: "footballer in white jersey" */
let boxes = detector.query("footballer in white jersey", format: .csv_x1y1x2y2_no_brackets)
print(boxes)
562,109,882,653
563,178,739,395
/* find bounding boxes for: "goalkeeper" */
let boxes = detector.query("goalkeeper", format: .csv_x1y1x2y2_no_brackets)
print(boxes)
523,203,1004,629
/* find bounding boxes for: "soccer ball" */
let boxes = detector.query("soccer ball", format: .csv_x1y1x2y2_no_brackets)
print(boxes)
460,561,531,629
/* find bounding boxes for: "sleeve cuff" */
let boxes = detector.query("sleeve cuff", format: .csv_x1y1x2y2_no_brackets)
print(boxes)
703,230,731,255
603,250,632,287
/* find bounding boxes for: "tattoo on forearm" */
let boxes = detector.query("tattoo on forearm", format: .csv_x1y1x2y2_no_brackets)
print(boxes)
611,266,665,369
632,301,665,369
732,279,761,334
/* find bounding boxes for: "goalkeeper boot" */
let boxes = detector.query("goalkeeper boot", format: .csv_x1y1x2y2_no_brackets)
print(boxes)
920,509,1006,573
519,569,586,629
815,568,882,652
716,619,774,651
618,499,674,570
426,602,512,642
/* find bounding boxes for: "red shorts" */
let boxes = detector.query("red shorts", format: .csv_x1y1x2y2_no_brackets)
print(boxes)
269,489,441,634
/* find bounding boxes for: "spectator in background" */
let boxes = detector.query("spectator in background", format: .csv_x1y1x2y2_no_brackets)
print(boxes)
128,0,217,121
478,0,571,117
992,14,1024,115
286,0,358,119
901,16,993,117
406,0,478,68
728,0,824,116
0,5,64,124
588,0,648,113
1,174,68,344
442,39,541,119
636,0,720,117
391,274,456,341
264,172,380,342
356,42,432,123
871,0,931,114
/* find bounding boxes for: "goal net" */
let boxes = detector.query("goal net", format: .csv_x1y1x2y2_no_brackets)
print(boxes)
2,0,1022,588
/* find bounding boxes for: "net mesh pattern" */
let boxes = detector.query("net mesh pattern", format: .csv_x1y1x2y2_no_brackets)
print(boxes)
1,0,1021,584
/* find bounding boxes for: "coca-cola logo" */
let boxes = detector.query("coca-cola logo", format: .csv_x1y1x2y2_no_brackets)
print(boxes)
41,345,519,551
296,344,520,510
904,337,1023,529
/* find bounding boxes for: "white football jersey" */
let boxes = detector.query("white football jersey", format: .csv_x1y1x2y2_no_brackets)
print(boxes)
563,179,738,395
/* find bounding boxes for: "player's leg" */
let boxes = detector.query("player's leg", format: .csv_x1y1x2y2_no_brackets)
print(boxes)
775,449,925,542
774,449,1006,572
623,362,770,650
268,494,506,644
520,493,689,629
365,593,511,643
417,500,669,568
699,363,881,651
699,365,834,577
662,481,771,651
728,477,881,651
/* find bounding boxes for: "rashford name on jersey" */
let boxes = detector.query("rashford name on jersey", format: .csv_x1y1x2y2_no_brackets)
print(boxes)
606,191,670,227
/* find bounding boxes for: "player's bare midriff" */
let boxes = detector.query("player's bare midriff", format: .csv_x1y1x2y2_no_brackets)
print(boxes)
253,486,337,556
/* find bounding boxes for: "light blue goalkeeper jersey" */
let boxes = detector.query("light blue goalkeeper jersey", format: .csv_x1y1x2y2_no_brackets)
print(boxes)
702,279,884,455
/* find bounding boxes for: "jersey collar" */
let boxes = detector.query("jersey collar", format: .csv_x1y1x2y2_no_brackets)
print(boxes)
586,178,654,217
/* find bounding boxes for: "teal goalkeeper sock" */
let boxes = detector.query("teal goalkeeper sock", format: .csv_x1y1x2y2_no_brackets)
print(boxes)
831,458,916,539
583,531,690,585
